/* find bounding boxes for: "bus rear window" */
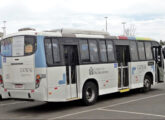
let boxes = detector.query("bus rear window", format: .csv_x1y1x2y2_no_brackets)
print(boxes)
0,36,36,57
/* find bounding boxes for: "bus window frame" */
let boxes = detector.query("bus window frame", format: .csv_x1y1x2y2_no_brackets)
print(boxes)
52,38,61,63
106,39,116,63
44,37,63,67
79,38,116,65
98,39,108,63
129,40,139,62
0,35,37,57
144,41,154,61
151,41,162,65
59,37,81,66
137,41,147,61
79,39,90,63
88,39,99,63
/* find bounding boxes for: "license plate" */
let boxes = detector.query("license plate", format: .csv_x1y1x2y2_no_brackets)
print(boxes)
15,84,23,88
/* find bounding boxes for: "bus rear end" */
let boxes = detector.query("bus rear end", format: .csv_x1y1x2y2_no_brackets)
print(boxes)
0,35,47,101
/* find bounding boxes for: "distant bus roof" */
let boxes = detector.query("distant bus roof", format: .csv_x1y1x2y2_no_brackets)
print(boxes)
2,28,154,41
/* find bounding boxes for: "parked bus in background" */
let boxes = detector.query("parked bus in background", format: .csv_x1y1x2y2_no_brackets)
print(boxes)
0,28,164,105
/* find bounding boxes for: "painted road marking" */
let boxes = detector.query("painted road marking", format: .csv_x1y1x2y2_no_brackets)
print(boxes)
0,101,27,106
98,108,165,118
48,93,165,120
100,93,165,109
48,109,98,120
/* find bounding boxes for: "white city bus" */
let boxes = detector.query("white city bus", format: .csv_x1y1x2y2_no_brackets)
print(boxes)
0,29,164,105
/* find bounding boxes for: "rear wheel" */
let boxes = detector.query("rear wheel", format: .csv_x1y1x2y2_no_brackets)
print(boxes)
142,75,151,92
82,82,98,106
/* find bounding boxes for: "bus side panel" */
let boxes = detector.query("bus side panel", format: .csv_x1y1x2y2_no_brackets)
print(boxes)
47,67,68,102
129,61,155,89
79,63,118,98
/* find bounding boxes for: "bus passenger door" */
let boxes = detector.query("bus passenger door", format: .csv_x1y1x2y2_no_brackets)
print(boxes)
116,45,130,89
64,45,79,99
152,46,164,83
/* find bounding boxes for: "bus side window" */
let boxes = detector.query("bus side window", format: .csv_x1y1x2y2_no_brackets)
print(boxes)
99,40,108,62
145,42,153,60
89,40,99,62
137,42,146,61
106,40,115,62
45,38,53,65
79,39,90,62
130,41,138,61
52,38,60,63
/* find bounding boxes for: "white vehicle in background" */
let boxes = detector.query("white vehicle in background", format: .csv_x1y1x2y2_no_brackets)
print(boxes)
0,28,164,105
0,46,9,99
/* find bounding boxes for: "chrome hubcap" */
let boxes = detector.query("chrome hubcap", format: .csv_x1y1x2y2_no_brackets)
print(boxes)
144,79,150,88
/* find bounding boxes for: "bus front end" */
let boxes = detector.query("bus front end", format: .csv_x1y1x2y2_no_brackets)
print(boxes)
0,35,47,101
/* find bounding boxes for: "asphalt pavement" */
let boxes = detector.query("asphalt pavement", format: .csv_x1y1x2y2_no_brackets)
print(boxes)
0,83,165,120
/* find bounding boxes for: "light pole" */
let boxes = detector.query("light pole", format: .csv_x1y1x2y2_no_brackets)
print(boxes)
104,17,108,32
2,21,7,37
122,22,126,36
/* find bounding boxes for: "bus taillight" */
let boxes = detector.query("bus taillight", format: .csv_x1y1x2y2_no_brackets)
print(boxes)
0,80,3,84
0,75,3,86
35,75,41,88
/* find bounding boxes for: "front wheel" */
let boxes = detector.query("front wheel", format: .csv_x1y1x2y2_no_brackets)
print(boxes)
82,82,98,106
142,75,151,92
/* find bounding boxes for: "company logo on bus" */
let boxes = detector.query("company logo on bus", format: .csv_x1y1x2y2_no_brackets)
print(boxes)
89,67,94,75
89,67,109,75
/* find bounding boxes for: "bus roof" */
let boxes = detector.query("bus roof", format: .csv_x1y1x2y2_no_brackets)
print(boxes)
3,28,154,41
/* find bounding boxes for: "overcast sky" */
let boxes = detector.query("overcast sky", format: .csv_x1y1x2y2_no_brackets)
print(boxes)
0,0,165,41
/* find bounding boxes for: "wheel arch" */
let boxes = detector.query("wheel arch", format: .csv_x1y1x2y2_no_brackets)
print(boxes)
82,78,99,94
144,72,154,84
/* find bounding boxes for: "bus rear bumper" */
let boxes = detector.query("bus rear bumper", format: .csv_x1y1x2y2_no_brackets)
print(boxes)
4,89,47,101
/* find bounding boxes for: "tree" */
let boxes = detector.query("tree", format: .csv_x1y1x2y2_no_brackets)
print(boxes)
160,40,165,46
125,24,136,36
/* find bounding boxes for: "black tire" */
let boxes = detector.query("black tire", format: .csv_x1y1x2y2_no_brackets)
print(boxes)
82,81,98,106
142,75,152,92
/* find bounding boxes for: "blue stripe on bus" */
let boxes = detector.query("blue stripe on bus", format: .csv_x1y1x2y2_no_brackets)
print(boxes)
132,67,136,75
35,36,47,68
128,37,136,40
58,73,66,85
0,55,2,68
